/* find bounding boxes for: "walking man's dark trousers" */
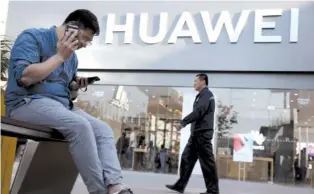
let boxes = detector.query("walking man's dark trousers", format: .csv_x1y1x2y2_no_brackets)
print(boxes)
166,87,219,194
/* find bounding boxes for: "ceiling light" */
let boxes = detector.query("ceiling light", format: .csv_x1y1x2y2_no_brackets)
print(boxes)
305,122,308,125
145,89,148,92
112,88,115,91
297,98,310,105
253,99,256,102
290,100,293,102
308,119,311,122
294,93,298,96
253,92,256,95
152,95,155,98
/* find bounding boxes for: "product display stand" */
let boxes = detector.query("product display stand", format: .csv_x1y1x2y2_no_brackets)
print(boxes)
238,162,246,181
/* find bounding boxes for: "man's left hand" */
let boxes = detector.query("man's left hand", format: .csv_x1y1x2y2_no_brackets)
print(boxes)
76,76,89,89
69,77,91,91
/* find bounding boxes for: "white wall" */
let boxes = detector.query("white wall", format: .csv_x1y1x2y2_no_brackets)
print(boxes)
5,1,314,73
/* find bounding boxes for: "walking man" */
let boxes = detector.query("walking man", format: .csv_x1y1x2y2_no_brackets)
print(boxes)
166,73,219,194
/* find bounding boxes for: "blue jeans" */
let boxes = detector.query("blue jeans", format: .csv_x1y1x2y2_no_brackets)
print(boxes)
9,98,122,194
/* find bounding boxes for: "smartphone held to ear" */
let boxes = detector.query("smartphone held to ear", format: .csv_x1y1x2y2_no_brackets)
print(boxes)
65,23,79,38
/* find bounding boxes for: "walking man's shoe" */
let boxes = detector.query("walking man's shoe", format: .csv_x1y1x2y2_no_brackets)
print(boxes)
165,184,184,193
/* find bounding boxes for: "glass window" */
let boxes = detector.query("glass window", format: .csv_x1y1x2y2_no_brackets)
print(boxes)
74,85,314,186
215,88,314,185
75,85,183,174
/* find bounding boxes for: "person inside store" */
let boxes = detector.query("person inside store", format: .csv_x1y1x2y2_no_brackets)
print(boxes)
158,144,168,173
116,131,130,168
147,140,157,171
155,146,161,172
299,148,308,182
135,134,146,170
166,73,219,194
5,9,133,194
127,128,137,168
167,152,173,173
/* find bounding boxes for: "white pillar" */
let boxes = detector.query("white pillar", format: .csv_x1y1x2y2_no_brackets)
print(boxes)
0,0,9,36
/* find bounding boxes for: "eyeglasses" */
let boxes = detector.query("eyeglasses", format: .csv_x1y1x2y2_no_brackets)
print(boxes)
84,40,92,46
79,31,93,46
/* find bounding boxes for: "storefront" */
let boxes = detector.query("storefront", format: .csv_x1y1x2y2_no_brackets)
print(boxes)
5,1,314,186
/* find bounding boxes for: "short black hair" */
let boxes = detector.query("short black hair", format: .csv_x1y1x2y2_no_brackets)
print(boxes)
63,9,100,35
124,127,131,132
196,73,208,86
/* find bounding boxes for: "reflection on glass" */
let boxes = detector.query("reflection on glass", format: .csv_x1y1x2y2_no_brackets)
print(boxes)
214,89,314,186
74,86,314,186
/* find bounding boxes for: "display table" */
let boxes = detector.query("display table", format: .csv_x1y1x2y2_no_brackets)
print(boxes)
132,148,147,171
216,155,273,182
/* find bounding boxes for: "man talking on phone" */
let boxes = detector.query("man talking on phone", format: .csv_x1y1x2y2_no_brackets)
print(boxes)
5,9,133,194
165,74,219,194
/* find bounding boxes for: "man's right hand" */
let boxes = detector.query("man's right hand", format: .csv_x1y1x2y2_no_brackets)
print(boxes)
56,31,79,61
175,123,183,130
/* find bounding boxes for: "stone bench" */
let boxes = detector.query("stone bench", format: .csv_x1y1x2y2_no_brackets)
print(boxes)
1,116,78,194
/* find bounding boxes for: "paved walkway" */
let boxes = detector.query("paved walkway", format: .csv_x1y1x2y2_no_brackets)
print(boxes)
12,163,313,194
71,171,313,194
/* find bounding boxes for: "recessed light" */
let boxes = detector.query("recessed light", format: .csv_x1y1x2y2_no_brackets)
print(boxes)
253,92,256,95
253,99,256,101
152,95,155,98
294,93,298,96
308,119,311,121
305,122,308,124
145,89,148,92
291,100,293,102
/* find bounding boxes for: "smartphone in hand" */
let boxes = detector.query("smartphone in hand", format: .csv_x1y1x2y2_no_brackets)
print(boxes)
87,76,100,84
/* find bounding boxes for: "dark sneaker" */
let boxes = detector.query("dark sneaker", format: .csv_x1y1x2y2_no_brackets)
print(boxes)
199,192,219,194
115,188,133,194
165,184,184,193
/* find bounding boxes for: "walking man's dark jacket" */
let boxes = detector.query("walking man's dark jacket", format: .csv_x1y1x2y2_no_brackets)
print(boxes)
180,87,215,135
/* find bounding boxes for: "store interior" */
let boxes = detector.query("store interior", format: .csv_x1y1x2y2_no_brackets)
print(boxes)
74,85,313,184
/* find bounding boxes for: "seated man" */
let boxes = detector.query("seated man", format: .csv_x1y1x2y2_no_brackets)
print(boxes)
5,9,133,194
